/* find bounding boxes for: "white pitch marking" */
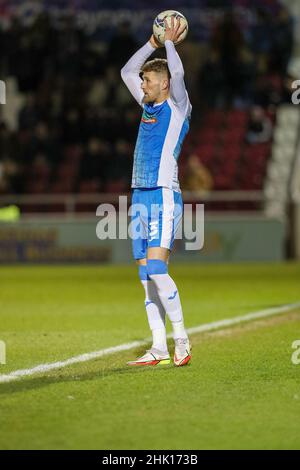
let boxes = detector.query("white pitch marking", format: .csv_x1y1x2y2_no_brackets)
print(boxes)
0,302,300,384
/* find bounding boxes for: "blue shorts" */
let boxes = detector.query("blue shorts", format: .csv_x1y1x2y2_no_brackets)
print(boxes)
131,187,183,260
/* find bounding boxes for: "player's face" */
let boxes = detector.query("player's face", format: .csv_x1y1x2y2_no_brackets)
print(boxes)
141,71,168,103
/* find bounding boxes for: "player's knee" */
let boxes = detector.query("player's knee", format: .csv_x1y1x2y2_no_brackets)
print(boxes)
147,259,168,278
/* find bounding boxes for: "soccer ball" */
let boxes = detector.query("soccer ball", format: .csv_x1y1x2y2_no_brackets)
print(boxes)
153,10,188,46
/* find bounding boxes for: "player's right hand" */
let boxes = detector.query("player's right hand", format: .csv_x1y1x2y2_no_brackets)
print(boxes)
149,34,163,49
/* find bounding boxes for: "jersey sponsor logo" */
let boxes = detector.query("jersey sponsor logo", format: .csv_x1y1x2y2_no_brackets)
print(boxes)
141,116,157,123
141,110,157,124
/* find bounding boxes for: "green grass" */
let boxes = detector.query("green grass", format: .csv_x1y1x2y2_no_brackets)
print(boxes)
0,262,300,449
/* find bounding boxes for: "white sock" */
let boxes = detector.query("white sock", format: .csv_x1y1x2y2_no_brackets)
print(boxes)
152,328,169,353
172,320,188,340
148,269,188,341
141,280,168,352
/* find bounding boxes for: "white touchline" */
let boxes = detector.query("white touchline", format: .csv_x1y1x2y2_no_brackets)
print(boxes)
0,302,300,384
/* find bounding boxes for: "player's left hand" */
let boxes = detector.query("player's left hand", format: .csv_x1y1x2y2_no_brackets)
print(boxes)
164,16,187,44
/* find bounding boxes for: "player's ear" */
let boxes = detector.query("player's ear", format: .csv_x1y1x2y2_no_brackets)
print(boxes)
161,78,169,91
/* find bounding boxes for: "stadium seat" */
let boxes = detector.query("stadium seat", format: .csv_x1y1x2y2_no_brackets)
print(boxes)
79,180,100,193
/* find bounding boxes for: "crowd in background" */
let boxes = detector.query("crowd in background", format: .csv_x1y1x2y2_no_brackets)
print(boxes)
0,5,295,195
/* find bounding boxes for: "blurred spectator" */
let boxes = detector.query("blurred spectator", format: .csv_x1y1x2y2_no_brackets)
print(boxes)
181,154,214,192
107,139,132,189
79,138,111,189
212,11,244,58
271,7,294,75
55,15,86,79
18,95,40,131
212,12,245,106
0,3,295,197
62,108,84,145
4,16,23,77
102,66,121,107
107,21,138,67
178,31,205,102
25,121,61,165
0,157,21,193
199,49,225,108
251,8,273,55
86,78,109,108
233,47,256,107
119,108,140,142
254,73,283,107
246,106,272,144
31,153,51,179
0,121,19,160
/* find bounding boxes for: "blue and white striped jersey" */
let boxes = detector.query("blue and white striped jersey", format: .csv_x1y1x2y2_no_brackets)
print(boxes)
121,40,192,192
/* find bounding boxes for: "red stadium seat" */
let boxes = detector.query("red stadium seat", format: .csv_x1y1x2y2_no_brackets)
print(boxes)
64,145,83,163
105,179,128,193
226,110,248,127
57,163,79,179
198,128,220,145
79,180,100,193
204,110,226,126
50,180,75,193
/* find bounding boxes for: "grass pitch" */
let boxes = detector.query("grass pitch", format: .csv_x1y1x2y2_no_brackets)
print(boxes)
0,262,300,449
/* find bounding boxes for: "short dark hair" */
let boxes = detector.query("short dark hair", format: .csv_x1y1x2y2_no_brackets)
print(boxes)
140,58,171,79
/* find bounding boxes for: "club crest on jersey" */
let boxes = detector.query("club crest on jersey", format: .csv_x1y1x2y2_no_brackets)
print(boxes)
141,110,157,124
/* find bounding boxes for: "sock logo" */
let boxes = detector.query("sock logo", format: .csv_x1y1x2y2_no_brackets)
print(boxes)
168,290,178,300
145,300,154,307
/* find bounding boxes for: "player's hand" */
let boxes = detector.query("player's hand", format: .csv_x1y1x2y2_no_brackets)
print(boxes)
164,16,187,44
149,34,163,49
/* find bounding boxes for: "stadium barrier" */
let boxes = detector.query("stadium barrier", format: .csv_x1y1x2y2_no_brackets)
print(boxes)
290,108,300,260
0,190,272,215
0,191,286,263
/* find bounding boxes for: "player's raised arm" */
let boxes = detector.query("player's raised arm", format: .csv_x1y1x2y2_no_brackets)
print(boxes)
164,17,189,109
120,39,159,106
